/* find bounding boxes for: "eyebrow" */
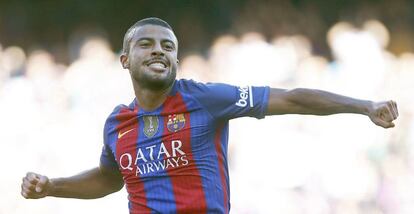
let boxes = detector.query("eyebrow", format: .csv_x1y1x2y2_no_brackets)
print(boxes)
136,37,175,45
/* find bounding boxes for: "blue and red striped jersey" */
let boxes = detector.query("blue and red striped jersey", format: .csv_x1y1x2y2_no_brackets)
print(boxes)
100,79,269,213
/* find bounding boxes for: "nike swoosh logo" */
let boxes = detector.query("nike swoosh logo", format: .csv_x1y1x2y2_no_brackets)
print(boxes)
118,128,135,139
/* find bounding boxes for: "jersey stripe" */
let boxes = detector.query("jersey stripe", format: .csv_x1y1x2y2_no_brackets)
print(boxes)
138,109,177,213
101,106,122,170
214,123,230,214
115,106,151,213
161,92,207,213
179,91,225,212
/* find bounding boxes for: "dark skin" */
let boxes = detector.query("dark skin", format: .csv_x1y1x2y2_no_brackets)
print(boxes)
21,166,123,199
21,24,398,199
266,88,398,128
120,25,179,111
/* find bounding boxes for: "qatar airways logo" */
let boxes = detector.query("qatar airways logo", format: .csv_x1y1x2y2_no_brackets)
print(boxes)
235,86,253,107
119,140,189,176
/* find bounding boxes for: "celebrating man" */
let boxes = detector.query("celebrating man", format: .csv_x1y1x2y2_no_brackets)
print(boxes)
21,17,398,214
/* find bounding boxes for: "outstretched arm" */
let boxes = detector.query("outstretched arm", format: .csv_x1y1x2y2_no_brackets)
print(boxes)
21,165,124,199
266,88,399,128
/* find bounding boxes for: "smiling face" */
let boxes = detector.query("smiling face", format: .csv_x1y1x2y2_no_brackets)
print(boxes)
121,24,178,91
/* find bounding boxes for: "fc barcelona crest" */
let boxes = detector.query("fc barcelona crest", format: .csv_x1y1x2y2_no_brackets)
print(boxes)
143,116,159,138
167,114,186,132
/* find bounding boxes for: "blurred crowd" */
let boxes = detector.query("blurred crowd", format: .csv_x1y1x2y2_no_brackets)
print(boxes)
1,18,414,214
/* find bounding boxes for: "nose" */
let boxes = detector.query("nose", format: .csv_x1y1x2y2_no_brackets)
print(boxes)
151,43,164,57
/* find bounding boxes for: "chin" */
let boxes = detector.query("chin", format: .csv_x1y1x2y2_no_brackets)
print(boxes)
142,76,175,90
133,68,176,90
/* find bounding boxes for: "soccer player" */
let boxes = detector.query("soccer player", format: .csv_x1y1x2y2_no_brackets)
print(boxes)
21,17,399,213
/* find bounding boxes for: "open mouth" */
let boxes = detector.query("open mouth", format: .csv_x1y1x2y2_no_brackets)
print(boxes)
147,60,168,70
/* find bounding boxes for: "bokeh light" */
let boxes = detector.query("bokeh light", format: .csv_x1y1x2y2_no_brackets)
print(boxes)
1,8,413,214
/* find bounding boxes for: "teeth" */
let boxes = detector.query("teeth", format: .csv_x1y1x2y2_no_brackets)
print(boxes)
148,62,166,69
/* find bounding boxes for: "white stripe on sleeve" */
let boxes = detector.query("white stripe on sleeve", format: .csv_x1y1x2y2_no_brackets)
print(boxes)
248,86,253,107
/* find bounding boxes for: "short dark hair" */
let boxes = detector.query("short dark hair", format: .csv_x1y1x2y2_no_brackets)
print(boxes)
122,17,174,54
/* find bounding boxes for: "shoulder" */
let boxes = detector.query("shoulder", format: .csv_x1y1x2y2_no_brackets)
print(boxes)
104,101,134,133
175,79,234,95
106,104,128,122
175,79,205,92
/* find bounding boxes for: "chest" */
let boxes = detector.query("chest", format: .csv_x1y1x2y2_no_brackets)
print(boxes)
109,110,215,177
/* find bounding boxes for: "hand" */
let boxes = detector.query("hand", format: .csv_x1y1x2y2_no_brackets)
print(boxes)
21,172,52,199
368,100,399,128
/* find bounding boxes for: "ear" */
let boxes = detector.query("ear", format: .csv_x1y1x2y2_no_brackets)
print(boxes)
120,54,129,69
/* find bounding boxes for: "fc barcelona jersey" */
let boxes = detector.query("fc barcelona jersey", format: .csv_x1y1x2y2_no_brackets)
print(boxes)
100,79,269,213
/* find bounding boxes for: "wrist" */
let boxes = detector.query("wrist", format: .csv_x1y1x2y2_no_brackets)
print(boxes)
47,178,58,197
361,100,374,115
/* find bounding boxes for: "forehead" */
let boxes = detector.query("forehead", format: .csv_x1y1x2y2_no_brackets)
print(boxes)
131,25,178,44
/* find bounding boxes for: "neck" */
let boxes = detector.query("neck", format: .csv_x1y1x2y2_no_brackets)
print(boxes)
132,81,174,111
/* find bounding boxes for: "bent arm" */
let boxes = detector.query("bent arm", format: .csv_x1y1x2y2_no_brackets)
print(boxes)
22,165,124,200
48,165,124,199
266,88,398,128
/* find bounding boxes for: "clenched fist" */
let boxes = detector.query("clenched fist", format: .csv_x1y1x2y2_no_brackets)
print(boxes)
21,172,52,199
368,100,399,128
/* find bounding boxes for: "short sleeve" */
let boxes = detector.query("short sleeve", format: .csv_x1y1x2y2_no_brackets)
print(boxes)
100,144,118,170
99,110,121,171
180,80,270,120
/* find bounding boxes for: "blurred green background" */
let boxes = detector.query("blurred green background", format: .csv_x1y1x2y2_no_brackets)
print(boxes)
2,1,414,214
1,0,413,61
